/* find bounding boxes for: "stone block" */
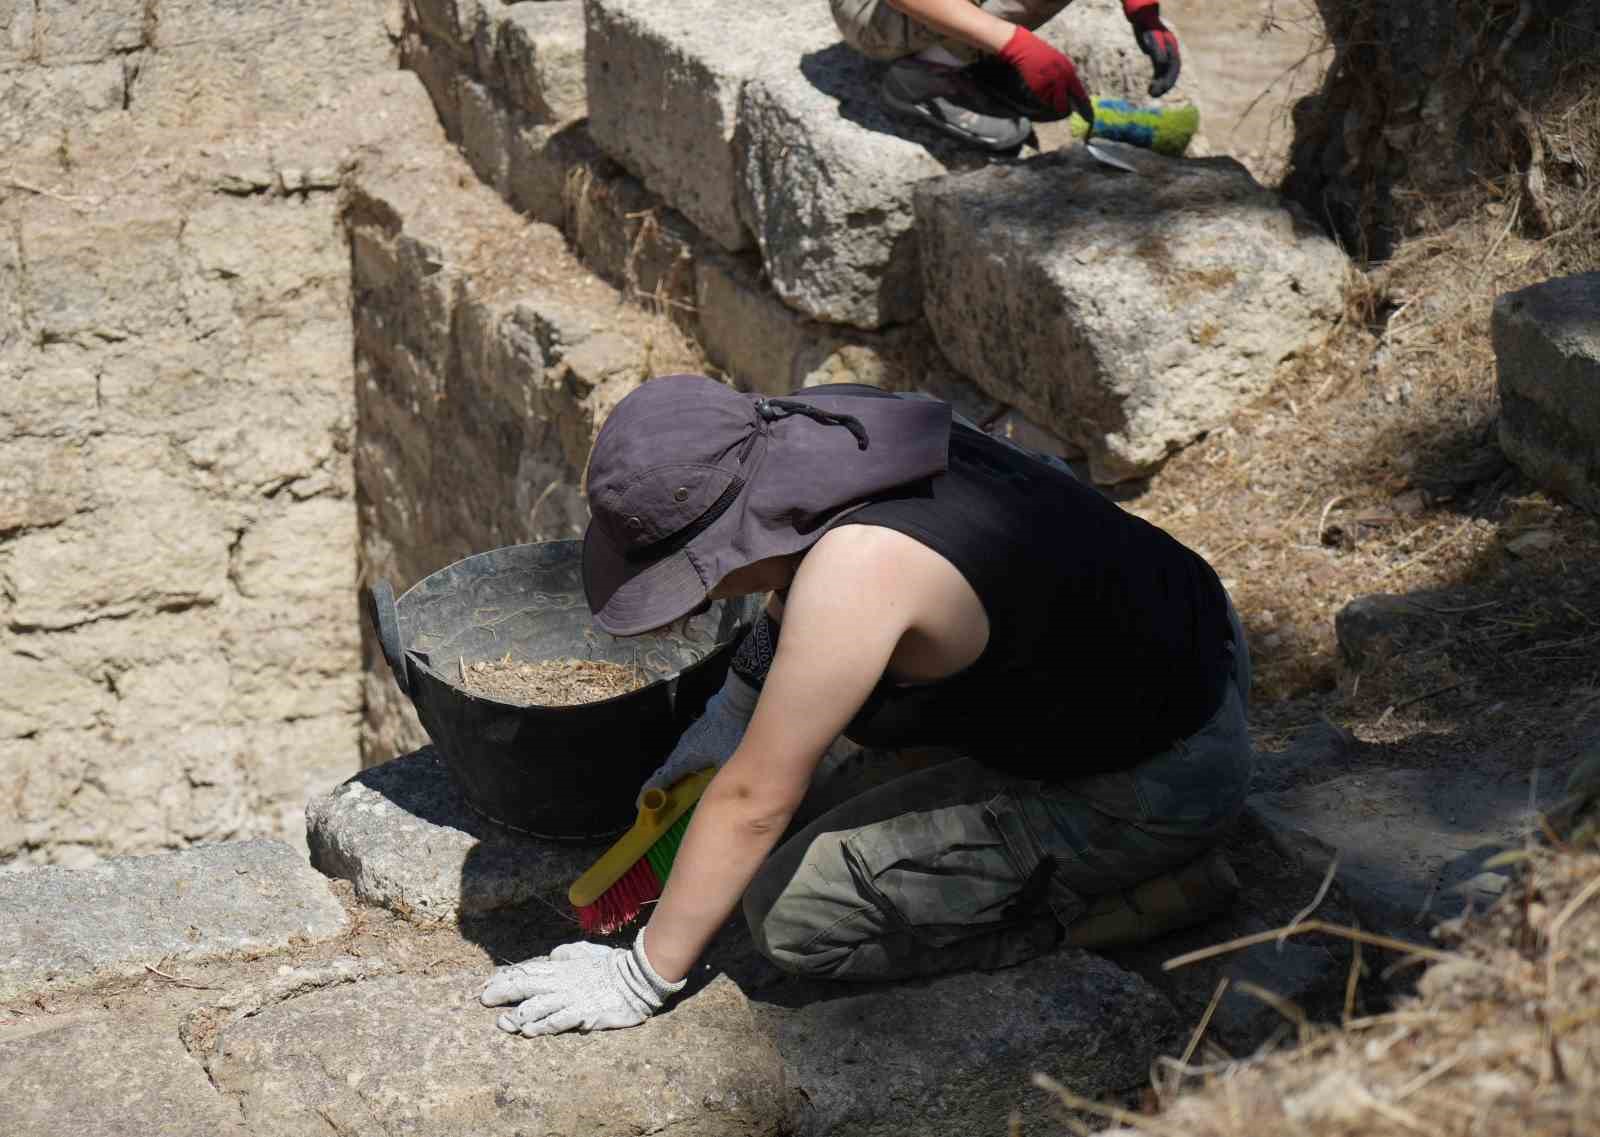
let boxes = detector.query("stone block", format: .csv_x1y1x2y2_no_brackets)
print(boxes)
307,747,598,920
763,949,1177,1135
736,41,974,330
562,151,700,312
5,463,229,630
1250,767,1554,938
1494,272,1600,513
0,1015,247,1137
0,646,110,739
916,147,1346,482
0,59,127,148
34,0,146,62
207,971,788,1137
504,116,602,228
1335,592,1444,669
0,356,100,440
403,28,465,140
495,0,585,121
0,435,92,531
20,199,186,344
696,252,1003,426
458,74,512,194
586,0,834,252
0,839,348,1001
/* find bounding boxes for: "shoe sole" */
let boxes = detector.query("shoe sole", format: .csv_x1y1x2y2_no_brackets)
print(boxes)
881,84,1030,153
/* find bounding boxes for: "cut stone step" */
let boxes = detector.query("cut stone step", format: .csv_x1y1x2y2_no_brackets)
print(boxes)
306,748,596,922
1494,271,1600,513
915,146,1347,482
0,839,349,1001
586,0,838,253
1250,766,1554,937
756,948,1179,1136
1,1014,247,1137
206,969,788,1137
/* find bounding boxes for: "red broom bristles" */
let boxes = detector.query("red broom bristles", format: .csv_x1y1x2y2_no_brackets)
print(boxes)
576,858,663,935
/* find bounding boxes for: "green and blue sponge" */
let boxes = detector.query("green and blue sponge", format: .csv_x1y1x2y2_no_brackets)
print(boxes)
1070,97,1200,157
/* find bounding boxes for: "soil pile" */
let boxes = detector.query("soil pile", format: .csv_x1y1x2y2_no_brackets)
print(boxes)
461,657,650,706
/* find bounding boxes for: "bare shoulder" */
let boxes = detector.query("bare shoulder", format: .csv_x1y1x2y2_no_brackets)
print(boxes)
795,524,972,605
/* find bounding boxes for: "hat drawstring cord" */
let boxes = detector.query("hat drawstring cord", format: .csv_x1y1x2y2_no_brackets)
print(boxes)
755,399,871,451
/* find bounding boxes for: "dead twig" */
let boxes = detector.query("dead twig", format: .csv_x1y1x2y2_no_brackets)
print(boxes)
143,964,216,990
1164,919,1465,972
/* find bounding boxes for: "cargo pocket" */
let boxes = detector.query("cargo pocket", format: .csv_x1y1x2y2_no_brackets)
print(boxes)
839,802,1027,948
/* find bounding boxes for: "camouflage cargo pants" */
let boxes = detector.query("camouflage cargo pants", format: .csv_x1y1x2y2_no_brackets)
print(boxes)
830,0,1075,61
743,607,1252,980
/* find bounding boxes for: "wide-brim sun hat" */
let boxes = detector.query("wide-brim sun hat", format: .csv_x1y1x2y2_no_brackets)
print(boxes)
582,374,952,636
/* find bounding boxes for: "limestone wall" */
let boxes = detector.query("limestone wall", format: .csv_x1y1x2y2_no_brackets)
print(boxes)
0,2,397,866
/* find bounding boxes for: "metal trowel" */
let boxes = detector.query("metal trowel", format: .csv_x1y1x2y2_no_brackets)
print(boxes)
1084,138,1138,174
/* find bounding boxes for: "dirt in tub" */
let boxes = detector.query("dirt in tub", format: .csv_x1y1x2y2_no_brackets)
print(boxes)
459,654,651,706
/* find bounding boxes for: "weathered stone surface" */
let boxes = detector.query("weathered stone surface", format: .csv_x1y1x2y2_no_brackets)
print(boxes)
1335,593,1444,669
307,748,596,920
736,40,967,330
760,950,1178,1136
1250,767,1552,937
0,839,348,1001
0,1015,246,1137
207,971,788,1137
34,0,146,62
1105,808,1361,1055
587,0,835,252
1494,272,1600,513
345,135,698,761
916,147,1347,482
495,0,585,122
0,8,406,865
696,252,1003,425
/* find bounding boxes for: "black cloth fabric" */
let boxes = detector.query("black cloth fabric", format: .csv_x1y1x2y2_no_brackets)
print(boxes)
810,387,1233,778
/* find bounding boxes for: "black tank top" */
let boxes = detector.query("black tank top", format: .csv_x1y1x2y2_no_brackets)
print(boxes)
834,420,1234,778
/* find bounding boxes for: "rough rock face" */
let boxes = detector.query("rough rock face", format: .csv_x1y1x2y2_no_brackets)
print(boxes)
0,2,398,866
584,0,834,253
344,102,703,764
2,1015,248,1137
1494,272,1600,514
763,948,1179,1136
915,146,1347,481
0,839,348,1001
206,971,789,1137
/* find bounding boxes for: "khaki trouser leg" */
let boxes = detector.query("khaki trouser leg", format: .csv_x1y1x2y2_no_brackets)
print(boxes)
743,606,1254,982
830,0,1077,62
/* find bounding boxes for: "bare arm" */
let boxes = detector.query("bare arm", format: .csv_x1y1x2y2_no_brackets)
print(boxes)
884,0,1017,54
640,531,909,981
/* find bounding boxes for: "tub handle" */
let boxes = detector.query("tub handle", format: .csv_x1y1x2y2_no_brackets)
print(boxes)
366,580,410,696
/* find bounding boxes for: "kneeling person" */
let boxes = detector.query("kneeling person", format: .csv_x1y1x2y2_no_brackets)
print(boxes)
481,375,1249,1035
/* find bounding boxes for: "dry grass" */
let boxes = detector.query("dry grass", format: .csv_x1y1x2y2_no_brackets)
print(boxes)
1040,839,1600,1137
1022,26,1600,1137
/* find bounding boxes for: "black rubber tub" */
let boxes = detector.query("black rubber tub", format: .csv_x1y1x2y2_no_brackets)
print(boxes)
366,540,757,841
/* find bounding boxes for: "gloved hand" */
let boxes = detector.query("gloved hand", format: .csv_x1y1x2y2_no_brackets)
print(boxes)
639,670,759,800
481,927,685,1036
1124,0,1181,97
995,26,1093,126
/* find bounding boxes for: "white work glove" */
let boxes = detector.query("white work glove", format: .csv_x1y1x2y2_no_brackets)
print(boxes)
639,671,759,799
480,927,685,1037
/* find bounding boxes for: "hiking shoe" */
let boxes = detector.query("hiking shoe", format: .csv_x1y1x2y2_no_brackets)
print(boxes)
881,57,1031,153
1063,848,1240,950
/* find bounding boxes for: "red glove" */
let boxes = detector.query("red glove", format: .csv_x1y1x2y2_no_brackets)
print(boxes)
1124,0,1181,97
996,26,1093,125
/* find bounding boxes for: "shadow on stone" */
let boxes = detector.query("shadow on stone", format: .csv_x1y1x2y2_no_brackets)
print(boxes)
796,42,1001,167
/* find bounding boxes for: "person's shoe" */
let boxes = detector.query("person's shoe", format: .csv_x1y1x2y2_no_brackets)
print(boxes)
880,57,1031,153
1063,848,1240,950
